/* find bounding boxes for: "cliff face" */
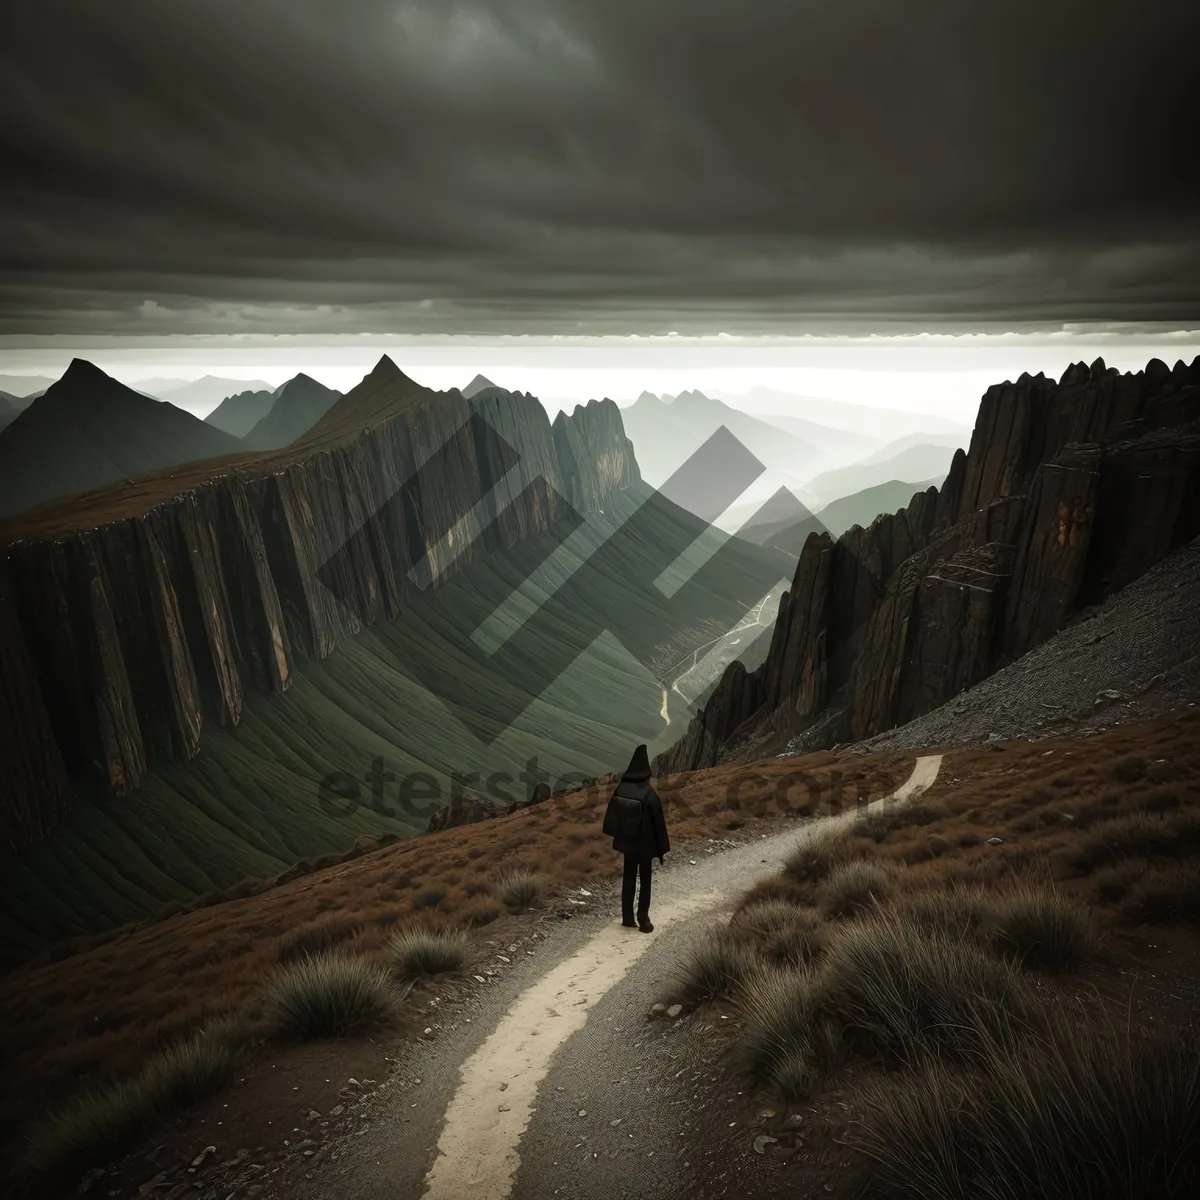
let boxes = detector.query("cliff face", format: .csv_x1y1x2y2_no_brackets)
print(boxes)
0,357,640,850
659,357,1200,772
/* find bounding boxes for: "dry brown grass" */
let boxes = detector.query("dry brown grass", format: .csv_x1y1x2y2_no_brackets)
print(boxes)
0,748,912,1170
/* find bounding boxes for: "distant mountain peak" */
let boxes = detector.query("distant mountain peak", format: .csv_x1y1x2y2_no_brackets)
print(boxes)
463,373,497,399
60,357,109,385
747,486,814,527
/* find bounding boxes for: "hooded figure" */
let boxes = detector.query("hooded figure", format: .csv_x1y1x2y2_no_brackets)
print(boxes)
602,744,670,932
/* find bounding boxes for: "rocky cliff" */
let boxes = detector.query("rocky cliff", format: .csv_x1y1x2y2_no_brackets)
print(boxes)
0,357,639,850
658,356,1200,772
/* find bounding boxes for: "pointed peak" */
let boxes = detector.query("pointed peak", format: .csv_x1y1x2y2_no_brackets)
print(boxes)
739,487,815,534
462,373,497,399
60,358,111,385
369,354,403,382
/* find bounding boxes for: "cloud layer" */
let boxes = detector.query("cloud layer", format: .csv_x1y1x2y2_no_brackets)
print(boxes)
2,0,1198,333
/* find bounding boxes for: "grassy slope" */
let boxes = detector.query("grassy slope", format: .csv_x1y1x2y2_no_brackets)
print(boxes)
0,483,791,952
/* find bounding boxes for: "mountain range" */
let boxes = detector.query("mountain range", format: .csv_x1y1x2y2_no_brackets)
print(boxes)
619,389,828,490
203,386,277,437
141,375,276,414
660,355,1200,773
0,375,57,400
239,373,341,449
802,439,960,504
0,357,790,954
710,385,970,440
0,361,242,518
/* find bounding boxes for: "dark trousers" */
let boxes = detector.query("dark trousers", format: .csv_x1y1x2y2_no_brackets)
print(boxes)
622,854,653,924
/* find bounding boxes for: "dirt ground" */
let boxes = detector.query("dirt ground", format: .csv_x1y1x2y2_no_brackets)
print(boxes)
4,711,1198,1198
0,748,909,1192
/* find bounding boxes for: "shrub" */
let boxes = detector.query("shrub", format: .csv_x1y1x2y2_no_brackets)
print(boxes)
493,865,548,911
1124,861,1200,924
263,953,397,1039
277,917,362,964
783,827,860,883
822,912,1034,1064
669,926,759,1003
29,1028,241,1180
389,927,468,979
739,967,840,1099
847,1021,1200,1199
1112,755,1149,783
1093,859,1148,904
817,858,896,918
1070,811,1199,872
990,884,1099,970
733,900,824,965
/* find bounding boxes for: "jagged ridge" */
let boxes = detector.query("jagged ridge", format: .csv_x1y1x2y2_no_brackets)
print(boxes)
658,356,1200,772
0,357,640,849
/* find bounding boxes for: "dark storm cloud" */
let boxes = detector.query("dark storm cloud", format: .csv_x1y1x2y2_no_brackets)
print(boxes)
1,0,1197,333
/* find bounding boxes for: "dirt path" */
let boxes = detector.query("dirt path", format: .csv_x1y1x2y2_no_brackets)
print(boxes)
286,756,941,1200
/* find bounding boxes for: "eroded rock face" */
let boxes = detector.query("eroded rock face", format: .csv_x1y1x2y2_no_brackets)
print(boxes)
0,357,640,848
658,357,1200,772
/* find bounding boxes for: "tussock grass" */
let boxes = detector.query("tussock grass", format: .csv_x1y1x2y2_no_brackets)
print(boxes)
277,917,362,963
990,883,1099,970
740,967,840,1099
462,898,503,926
1124,861,1200,924
493,865,548,911
817,858,897,918
669,926,759,1002
783,826,861,883
1070,811,1200,873
847,1021,1200,1199
28,1024,243,1180
263,952,397,1039
733,899,824,965
1092,859,1148,903
823,912,1034,1064
855,803,940,842
894,883,990,937
389,926,468,979
1112,755,1149,783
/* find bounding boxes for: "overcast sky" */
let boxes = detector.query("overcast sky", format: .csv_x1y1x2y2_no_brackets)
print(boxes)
2,0,1198,340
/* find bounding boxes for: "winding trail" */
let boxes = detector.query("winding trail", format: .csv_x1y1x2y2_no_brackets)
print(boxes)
289,755,941,1200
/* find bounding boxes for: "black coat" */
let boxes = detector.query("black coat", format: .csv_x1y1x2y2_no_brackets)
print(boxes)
603,779,670,862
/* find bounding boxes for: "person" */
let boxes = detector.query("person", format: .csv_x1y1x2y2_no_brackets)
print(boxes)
602,744,670,932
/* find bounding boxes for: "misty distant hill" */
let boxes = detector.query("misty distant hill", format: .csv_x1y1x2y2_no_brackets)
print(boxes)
856,430,966,464
241,373,341,450
0,375,57,401
620,389,827,489
803,441,959,504
0,391,20,433
0,359,240,518
753,411,885,462
462,374,498,399
713,386,969,442
732,486,823,546
146,375,276,414
755,476,944,558
205,387,277,437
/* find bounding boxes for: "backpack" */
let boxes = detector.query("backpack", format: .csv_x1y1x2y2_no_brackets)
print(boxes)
613,793,644,840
